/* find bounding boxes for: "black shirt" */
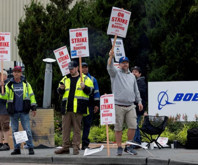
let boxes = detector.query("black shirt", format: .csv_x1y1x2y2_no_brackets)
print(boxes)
67,75,80,112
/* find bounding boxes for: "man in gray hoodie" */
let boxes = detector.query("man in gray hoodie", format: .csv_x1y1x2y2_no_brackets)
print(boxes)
107,50,143,156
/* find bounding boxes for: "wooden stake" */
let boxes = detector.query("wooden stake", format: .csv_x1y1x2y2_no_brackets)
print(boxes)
108,35,117,65
106,124,110,156
79,56,83,82
1,60,4,94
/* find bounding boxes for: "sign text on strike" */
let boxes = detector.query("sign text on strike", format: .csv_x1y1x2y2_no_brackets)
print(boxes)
101,104,113,110
71,37,87,44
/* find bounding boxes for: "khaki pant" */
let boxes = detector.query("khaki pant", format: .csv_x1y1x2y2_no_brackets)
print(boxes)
62,112,83,149
114,105,137,131
0,115,10,131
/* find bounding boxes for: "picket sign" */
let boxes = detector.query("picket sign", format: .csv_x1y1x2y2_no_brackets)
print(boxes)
53,46,71,76
100,94,115,156
69,28,89,82
0,32,11,94
111,38,125,62
14,131,28,145
107,7,131,65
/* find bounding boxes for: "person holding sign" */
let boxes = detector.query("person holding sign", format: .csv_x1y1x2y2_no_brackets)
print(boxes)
0,70,10,151
5,66,37,155
81,62,100,150
107,51,143,156
55,61,94,155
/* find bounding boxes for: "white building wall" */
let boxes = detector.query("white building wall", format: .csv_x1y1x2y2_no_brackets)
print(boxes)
0,0,50,69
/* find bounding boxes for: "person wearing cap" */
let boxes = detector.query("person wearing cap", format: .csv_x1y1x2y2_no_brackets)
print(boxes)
107,51,143,156
81,62,100,150
131,66,147,146
5,66,37,155
0,70,10,151
55,61,94,155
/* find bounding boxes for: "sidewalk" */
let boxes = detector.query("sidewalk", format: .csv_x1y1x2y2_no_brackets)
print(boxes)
0,146,198,165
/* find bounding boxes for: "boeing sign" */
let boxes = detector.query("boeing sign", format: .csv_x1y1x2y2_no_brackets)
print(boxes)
149,81,198,121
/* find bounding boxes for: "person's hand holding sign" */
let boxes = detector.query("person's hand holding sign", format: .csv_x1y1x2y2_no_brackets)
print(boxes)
80,82,85,89
59,82,65,90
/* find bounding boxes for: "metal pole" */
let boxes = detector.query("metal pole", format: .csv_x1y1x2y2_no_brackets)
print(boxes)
43,63,52,108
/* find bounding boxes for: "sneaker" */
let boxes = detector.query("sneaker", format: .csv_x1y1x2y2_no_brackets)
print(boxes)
11,149,21,155
54,148,70,154
117,147,123,156
0,144,10,151
29,148,35,155
124,145,138,155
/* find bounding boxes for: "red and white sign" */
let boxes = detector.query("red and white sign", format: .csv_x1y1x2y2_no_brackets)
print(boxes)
107,7,131,38
54,46,71,76
69,28,89,58
0,32,11,61
100,94,115,125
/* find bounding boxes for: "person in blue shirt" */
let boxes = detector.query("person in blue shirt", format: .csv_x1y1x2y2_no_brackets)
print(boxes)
81,62,100,150
5,66,37,155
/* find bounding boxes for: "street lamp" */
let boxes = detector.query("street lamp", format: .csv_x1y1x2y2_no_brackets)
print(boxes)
42,58,56,108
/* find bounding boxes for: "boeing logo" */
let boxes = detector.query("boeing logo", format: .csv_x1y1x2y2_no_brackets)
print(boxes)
157,90,198,110
157,91,174,110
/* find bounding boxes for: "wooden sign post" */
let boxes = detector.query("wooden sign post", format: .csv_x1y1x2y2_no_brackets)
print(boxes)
100,94,116,156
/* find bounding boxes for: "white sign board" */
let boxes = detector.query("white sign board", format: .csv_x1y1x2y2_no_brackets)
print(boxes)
100,94,115,125
107,7,131,38
14,131,28,144
149,81,198,121
69,28,89,58
54,46,71,76
0,32,11,61
111,38,125,62
84,145,104,156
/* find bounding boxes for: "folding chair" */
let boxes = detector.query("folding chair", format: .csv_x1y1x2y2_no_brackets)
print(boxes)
140,115,168,149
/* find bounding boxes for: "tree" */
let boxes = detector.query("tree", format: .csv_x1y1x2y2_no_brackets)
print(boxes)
144,0,198,81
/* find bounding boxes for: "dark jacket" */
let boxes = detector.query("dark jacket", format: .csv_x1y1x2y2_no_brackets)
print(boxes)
136,76,147,116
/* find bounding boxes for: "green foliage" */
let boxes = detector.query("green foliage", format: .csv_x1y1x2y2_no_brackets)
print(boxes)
54,133,62,146
176,124,189,145
88,125,115,142
145,0,198,81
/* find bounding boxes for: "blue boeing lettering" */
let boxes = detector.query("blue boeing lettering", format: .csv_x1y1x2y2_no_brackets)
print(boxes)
174,93,198,101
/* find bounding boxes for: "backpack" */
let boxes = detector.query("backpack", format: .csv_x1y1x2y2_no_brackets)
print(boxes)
186,127,198,149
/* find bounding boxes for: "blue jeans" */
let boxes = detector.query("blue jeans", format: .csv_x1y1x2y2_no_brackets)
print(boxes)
10,112,34,149
82,106,93,146
134,115,142,144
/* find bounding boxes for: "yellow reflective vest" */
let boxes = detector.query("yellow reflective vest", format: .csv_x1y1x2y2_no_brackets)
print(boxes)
5,80,37,114
59,74,94,115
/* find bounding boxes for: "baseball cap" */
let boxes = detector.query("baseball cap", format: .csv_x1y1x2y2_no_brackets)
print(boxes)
68,61,78,70
13,66,22,72
131,66,142,73
82,62,88,67
119,56,129,63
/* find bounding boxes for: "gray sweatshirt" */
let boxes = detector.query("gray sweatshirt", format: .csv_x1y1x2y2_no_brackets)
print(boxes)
107,58,142,105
